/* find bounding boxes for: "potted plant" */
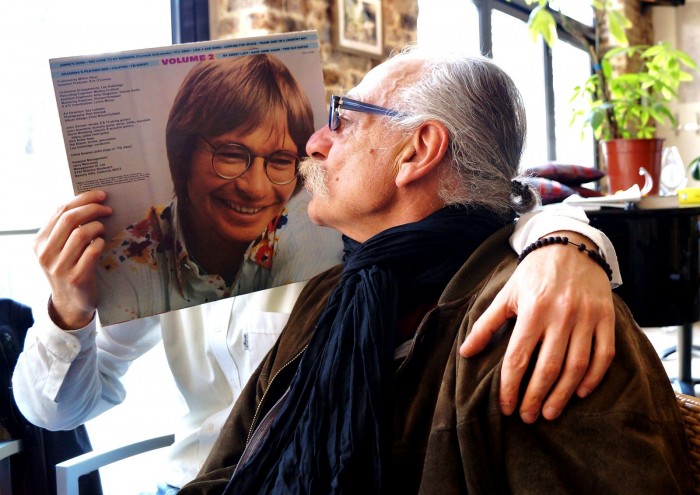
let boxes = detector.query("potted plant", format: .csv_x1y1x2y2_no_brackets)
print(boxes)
523,0,697,195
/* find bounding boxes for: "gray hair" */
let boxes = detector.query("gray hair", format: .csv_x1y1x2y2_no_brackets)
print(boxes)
388,47,538,217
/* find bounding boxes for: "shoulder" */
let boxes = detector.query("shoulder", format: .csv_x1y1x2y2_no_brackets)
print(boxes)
289,265,343,323
272,265,343,358
440,226,517,309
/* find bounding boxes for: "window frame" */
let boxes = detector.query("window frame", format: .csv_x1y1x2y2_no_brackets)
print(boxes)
472,0,595,163
173,0,598,164
171,0,210,43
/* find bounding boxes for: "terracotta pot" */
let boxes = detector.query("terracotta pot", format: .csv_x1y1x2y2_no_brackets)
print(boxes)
601,138,664,195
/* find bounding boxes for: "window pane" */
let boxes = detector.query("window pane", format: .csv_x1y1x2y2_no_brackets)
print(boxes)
0,1,171,307
417,0,480,53
551,0,594,27
0,233,46,310
491,10,547,171
552,39,596,167
0,3,173,492
0,0,172,232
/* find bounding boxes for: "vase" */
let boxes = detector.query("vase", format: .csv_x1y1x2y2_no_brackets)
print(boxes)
601,138,664,196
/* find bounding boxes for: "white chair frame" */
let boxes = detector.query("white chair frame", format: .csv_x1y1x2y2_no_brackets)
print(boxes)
55,434,174,495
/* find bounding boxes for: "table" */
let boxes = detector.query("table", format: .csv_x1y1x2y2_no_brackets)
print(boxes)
587,206,700,394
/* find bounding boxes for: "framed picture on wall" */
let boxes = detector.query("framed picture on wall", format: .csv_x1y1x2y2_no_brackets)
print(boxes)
336,0,384,57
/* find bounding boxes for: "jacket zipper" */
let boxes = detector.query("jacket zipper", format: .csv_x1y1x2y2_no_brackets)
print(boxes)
234,387,290,476
244,344,308,446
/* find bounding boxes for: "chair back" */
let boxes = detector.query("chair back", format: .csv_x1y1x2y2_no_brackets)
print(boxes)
0,440,22,494
55,433,174,495
676,393,700,493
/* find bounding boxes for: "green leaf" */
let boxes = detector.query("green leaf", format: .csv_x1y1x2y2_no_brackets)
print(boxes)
679,71,694,82
528,6,557,46
607,11,630,46
655,105,676,125
590,108,605,130
522,0,697,142
677,51,698,70
604,46,629,60
688,157,700,181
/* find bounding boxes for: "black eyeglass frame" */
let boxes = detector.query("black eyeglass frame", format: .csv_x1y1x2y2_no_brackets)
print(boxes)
328,95,401,131
200,136,300,185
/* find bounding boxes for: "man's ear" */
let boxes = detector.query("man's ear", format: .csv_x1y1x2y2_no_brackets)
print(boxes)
395,121,449,188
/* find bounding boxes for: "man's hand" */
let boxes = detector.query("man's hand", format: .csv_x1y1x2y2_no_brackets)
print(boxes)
459,231,616,424
34,190,112,330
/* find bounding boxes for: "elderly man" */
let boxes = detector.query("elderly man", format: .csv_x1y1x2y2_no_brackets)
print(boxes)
179,49,693,494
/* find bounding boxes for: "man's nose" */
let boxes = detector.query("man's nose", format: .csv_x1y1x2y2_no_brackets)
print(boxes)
306,127,330,159
235,157,270,197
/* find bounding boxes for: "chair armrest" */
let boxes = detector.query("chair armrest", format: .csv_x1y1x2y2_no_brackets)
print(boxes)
0,439,22,460
55,433,175,495
0,440,22,494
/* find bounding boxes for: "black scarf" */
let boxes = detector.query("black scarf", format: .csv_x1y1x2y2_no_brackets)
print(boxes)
224,205,508,494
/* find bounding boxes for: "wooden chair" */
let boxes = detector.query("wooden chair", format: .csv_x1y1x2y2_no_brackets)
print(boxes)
677,393,700,493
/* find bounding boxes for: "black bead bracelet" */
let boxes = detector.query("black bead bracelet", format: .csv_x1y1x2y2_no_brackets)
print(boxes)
517,236,614,281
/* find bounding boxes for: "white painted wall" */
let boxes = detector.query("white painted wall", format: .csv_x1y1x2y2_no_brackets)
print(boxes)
653,0,700,186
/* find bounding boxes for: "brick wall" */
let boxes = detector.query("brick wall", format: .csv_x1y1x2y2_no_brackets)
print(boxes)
210,1,654,95
604,0,654,73
210,0,417,98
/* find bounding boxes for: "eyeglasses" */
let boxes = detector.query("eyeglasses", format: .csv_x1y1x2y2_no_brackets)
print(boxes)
200,136,300,185
328,95,401,131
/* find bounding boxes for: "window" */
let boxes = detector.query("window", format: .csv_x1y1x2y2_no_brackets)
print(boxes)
417,0,596,170
491,8,548,169
0,3,177,493
0,0,172,311
417,0,480,51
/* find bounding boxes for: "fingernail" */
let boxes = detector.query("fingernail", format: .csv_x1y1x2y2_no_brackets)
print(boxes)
521,411,538,424
460,341,474,356
500,402,515,415
544,406,560,420
578,387,590,398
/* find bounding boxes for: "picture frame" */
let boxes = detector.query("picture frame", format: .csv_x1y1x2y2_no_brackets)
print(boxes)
336,0,384,58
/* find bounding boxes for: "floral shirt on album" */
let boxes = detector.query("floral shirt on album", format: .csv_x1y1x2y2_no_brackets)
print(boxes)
96,199,294,326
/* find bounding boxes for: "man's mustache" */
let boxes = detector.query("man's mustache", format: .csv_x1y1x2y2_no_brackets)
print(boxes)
299,157,330,199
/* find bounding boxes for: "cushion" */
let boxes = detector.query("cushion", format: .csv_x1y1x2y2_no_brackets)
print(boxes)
524,163,605,185
524,177,576,205
571,185,604,198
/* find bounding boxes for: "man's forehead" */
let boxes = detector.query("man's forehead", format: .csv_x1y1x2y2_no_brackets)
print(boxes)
349,57,421,104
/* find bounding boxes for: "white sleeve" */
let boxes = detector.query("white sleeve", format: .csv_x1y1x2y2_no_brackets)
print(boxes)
510,204,622,287
12,304,162,431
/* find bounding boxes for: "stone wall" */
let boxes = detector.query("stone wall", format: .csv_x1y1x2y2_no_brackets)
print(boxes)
603,0,654,73
210,0,417,98
621,0,654,47
210,1,654,95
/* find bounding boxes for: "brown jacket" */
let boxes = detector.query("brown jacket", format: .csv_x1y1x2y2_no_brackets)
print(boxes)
180,227,693,494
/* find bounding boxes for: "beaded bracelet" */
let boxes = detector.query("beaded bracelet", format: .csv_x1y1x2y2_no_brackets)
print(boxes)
517,236,613,281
